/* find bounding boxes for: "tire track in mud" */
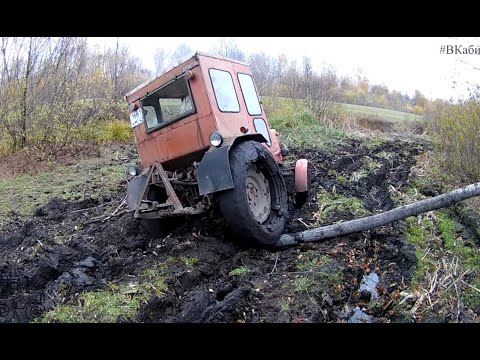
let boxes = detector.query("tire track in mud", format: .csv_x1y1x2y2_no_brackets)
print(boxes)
0,137,432,323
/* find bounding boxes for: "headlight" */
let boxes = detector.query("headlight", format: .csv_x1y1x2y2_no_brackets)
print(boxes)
209,132,223,147
127,165,138,176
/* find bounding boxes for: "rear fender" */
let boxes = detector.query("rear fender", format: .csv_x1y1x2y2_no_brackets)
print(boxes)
197,134,266,196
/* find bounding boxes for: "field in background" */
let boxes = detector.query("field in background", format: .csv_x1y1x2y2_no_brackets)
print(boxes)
339,103,423,123
263,97,425,148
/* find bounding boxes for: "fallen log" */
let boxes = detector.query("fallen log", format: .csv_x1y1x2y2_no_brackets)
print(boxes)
274,182,480,249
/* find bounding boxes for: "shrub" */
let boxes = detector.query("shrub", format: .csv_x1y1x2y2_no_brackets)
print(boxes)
101,120,133,143
428,99,480,183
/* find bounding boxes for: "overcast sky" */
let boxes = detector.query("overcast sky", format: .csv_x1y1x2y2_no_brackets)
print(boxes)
89,37,480,101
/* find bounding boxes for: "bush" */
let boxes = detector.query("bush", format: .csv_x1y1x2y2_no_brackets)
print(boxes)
428,100,480,183
101,120,134,143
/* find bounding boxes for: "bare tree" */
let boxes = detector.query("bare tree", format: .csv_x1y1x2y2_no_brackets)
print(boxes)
301,56,314,99
249,52,276,96
154,48,170,75
305,65,340,125
212,38,246,62
282,59,303,109
0,37,50,150
170,44,193,66
0,37,151,156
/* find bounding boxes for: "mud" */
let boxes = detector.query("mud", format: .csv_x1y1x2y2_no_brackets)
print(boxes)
0,137,453,323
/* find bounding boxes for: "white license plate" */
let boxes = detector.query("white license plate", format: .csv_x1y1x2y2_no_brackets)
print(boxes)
130,108,144,128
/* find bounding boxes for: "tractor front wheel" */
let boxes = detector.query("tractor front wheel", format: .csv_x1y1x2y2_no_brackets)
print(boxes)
217,141,288,247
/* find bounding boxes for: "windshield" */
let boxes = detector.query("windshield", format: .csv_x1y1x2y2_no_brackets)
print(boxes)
141,77,195,131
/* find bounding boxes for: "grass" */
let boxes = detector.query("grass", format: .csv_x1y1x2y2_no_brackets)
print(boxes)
0,147,133,226
316,270,344,288
181,256,199,268
263,96,423,142
438,212,480,270
293,276,313,292
338,103,424,123
40,283,144,323
349,157,382,181
40,264,168,323
279,299,290,312
436,212,480,308
229,266,250,277
404,215,435,283
297,254,333,272
405,210,480,295
315,190,370,224
262,96,347,150
336,175,348,184
269,109,346,150
292,253,344,295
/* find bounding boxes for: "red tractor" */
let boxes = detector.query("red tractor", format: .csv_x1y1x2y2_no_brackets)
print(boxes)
125,52,310,247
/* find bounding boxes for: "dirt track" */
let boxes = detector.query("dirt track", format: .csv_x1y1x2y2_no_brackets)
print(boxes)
1,137,474,323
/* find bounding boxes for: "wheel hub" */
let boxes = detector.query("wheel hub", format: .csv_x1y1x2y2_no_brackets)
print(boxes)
246,165,271,223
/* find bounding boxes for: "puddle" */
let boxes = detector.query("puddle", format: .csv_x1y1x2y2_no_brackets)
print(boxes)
348,307,372,323
360,272,379,300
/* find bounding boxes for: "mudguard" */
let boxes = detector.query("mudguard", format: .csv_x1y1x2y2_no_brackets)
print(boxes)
126,174,148,211
197,134,266,196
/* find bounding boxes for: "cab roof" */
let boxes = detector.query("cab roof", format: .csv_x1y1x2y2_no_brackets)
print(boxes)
125,52,249,101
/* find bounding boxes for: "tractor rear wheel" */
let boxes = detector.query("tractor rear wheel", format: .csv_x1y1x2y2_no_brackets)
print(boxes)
217,141,288,247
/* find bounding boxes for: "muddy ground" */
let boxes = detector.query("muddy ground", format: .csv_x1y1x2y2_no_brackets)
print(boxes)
0,137,477,323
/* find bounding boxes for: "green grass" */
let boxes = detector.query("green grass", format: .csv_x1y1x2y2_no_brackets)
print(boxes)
338,103,424,123
336,175,348,184
181,256,199,268
279,299,290,312
40,283,144,323
0,148,131,226
438,212,480,269
262,96,423,144
404,216,435,283
297,254,333,272
316,190,370,224
463,277,480,309
316,270,344,287
349,157,382,181
229,266,250,277
269,109,346,150
40,264,168,323
438,212,457,250
436,212,480,308
293,276,313,292
405,211,480,290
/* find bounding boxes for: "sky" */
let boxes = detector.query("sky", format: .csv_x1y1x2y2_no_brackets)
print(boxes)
88,37,480,101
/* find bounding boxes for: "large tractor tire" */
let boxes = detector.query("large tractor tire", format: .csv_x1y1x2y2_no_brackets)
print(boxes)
217,141,288,247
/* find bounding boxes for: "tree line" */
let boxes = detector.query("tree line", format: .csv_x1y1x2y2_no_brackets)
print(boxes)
0,37,149,155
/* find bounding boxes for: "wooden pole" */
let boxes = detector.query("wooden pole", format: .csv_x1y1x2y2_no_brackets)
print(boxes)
274,182,480,248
